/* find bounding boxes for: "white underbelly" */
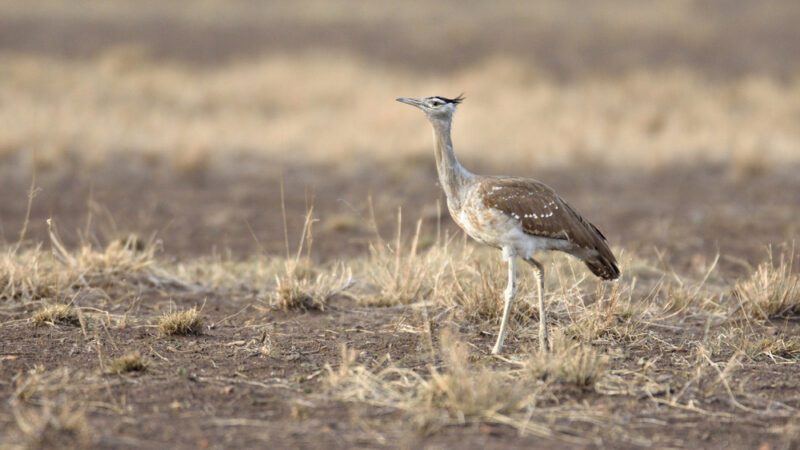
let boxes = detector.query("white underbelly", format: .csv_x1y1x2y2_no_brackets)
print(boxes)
457,208,572,259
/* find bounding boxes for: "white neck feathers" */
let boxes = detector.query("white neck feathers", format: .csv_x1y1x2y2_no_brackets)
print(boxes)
430,117,471,208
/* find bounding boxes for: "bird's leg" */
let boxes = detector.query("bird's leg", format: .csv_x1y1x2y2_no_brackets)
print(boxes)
526,258,549,353
492,247,517,355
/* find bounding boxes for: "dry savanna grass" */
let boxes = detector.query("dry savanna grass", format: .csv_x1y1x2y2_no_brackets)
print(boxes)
564,282,645,344
359,216,448,307
107,351,148,374
422,330,524,417
31,304,79,327
1,247,66,302
271,259,353,311
527,333,607,388
3,219,183,311
733,250,800,320
324,332,526,434
356,214,538,320
745,336,800,361
3,226,800,447
158,307,204,336
3,52,800,174
0,169,797,447
9,367,97,449
326,329,612,441
269,208,354,311
12,401,93,450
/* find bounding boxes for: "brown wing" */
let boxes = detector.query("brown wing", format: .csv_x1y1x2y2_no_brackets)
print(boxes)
479,177,620,280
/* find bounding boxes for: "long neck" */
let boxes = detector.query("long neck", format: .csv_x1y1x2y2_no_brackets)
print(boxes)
430,118,470,207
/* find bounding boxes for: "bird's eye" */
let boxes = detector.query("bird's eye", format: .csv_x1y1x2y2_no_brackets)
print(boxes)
429,101,442,107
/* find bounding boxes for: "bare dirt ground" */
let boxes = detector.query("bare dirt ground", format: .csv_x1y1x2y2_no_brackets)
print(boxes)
2,1,800,449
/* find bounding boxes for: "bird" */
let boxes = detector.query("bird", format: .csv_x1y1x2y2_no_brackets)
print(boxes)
396,94,620,354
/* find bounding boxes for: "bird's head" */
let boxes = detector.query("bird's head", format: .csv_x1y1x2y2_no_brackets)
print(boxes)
396,94,464,122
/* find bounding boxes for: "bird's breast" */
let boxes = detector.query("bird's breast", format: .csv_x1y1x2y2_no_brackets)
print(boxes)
451,201,518,249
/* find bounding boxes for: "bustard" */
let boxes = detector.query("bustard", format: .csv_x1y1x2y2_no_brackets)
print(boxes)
397,95,620,354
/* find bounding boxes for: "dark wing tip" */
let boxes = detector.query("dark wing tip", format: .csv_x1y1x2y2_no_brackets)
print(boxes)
584,253,621,280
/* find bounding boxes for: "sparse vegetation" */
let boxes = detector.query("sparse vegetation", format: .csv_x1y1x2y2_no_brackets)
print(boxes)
269,208,354,311
746,336,800,361
6,223,798,446
419,330,526,422
31,304,79,327
271,261,353,311
733,250,800,320
107,351,148,374
358,214,445,307
565,282,643,344
324,331,532,435
527,333,607,388
158,308,204,336
13,401,93,450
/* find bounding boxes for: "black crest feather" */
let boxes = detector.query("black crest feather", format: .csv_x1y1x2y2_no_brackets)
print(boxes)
435,94,465,104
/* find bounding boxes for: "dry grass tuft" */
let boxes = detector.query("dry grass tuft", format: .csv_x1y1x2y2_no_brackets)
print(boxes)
272,271,319,311
107,351,149,374
271,261,353,311
2,222,186,305
49,222,162,286
31,304,79,327
733,251,799,320
47,221,195,293
419,330,525,421
158,308,204,336
326,330,530,432
744,335,800,361
1,247,66,302
13,401,93,450
527,334,607,388
323,330,606,441
324,345,421,412
10,368,93,448
662,282,708,314
359,214,448,307
269,205,354,311
565,282,643,343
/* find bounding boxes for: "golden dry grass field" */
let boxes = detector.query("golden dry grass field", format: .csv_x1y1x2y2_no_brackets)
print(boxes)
2,1,800,449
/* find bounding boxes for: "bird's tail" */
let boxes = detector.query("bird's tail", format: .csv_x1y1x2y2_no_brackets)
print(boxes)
561,202,621,281
584,252,620,280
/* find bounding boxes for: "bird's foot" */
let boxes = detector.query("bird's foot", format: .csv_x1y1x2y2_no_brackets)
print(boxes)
491,340,504,355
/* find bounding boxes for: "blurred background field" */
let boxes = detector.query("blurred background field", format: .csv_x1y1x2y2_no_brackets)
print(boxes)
3,0,800,167
2,0,799,268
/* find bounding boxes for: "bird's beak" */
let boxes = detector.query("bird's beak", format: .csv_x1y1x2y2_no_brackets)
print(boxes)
396,97,424,108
